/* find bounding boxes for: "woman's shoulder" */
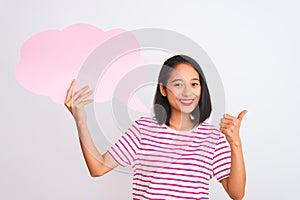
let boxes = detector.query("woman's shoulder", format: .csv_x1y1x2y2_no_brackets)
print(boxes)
134,115,161,126
197,121,223,137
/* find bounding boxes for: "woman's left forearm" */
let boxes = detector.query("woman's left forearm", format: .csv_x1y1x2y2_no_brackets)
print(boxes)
220,111,247,199
227,138,246,199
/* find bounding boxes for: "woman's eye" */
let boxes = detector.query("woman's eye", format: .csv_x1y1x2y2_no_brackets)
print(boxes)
174,83,183,87
192,83,199,87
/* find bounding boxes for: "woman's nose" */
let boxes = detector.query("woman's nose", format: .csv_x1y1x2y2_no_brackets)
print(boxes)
182,85,193,96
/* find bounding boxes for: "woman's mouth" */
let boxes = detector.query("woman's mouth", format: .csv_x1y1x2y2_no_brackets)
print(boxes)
179,99,194,106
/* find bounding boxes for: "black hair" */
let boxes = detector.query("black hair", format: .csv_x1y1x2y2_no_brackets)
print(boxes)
153,55,212,126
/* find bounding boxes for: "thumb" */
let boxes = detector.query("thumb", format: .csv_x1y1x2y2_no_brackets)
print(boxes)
237,110,248,121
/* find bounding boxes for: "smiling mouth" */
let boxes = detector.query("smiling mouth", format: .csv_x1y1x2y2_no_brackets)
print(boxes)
179,99,194,106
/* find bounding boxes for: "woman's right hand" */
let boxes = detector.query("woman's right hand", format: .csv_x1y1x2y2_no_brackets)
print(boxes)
64,79,94,126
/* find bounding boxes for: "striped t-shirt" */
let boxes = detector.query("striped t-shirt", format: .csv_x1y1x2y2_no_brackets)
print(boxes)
107,116,231,200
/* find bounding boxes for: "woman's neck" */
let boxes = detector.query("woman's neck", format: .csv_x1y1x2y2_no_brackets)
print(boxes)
168,110,196,131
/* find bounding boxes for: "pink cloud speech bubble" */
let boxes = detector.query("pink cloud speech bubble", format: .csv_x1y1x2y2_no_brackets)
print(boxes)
15,24,150,113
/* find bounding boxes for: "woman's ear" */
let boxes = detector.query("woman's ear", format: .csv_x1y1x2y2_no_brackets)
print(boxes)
159,83,167,97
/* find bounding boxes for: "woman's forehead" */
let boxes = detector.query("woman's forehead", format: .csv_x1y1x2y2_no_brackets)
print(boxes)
169,63,199,80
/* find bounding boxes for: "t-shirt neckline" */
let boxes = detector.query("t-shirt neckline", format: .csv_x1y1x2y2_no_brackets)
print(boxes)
162,123,200,133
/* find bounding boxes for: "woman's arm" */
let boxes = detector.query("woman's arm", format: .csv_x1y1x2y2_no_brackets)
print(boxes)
64,79,118,177
219,110,247,200
220,140,246,200
77,122,118,177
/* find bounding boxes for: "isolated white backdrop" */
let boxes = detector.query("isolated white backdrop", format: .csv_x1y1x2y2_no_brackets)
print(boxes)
1,0,299,199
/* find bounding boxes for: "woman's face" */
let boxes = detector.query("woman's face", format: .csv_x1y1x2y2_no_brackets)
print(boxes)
159,63,201,115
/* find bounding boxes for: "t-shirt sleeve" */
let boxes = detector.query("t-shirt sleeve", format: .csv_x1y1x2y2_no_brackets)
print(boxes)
106,119,142,167
212,130,231,182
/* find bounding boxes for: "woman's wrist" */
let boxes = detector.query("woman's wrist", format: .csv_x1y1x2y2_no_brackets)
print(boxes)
76,120,87,128
227,135,242,147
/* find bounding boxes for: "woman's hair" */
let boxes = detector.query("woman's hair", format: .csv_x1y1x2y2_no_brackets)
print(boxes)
153,55,212,125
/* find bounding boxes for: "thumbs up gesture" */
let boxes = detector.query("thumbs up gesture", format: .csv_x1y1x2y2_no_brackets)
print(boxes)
220,110,248,145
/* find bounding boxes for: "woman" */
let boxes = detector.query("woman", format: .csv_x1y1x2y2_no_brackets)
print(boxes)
65,55,247,200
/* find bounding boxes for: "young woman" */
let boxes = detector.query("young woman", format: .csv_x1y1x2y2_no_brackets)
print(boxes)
65,55,247,200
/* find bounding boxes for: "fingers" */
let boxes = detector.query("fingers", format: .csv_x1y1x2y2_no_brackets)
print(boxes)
64,79,76,104
223,113,235,120
73,90,94,104
64,79,94,113
79,99,94,106
220,110,248,135
222,109,248,123
219,117,236,137
72,85,88,100
220,117,237,125
220,125,233,133
220,113,239,131
237,110,248,121
64,79,76,113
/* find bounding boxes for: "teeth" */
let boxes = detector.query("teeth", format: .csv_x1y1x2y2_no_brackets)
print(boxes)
180,99,193,103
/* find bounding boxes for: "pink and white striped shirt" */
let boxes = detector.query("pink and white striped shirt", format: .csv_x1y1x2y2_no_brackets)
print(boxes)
107,116,231,200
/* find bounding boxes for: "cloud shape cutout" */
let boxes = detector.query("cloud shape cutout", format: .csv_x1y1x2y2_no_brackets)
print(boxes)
15,24,150,113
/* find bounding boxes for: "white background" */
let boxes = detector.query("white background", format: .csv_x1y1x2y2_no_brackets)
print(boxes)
1,0,299,199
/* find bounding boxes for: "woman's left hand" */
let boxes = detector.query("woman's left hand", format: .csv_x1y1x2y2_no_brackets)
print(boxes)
220,110,248,145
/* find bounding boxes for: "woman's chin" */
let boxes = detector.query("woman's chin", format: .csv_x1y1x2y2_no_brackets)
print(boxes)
179,107,198,114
